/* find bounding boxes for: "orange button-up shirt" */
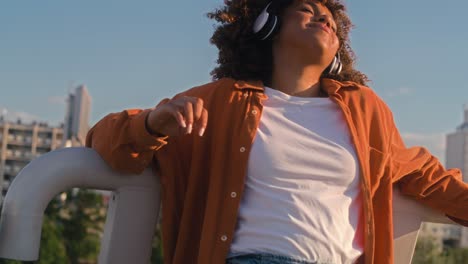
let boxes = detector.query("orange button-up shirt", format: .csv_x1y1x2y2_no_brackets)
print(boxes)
86,77,468,264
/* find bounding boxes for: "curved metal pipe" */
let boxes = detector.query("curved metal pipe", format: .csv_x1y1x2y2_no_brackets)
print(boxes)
0,147,160,263
393,185,455,264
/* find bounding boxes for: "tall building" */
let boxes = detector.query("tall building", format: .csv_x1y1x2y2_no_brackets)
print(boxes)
419,106,468,249
64,85,91,147
446,105,468,248
446,105,468,182
0,119,64,197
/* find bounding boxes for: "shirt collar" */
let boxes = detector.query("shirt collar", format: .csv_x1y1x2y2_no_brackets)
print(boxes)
233,79,265,91
233,78,352,95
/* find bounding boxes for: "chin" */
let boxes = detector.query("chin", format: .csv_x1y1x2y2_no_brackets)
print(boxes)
302,46,335,65
276,35,336,62
301,41,327,56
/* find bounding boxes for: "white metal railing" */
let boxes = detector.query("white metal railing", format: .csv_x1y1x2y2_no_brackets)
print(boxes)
0,147,459,264
392,185,456,263
0,147,160,263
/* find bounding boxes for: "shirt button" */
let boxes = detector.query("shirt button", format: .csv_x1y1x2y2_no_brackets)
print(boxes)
221,235,228,242
251,110,258,115
240,147,246,152
231,192,237,198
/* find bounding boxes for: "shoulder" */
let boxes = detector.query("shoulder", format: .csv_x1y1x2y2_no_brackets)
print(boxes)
336,80,391,112
174,78,236,99
338,80,381,101
354,83,393,118
331,79,395,124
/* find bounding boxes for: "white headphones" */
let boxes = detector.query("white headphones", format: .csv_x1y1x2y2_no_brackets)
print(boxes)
252,1,342,75
327,53,343,75
252,2,279,41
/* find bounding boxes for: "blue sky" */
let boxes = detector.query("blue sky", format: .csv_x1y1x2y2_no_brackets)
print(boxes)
1,0,467,163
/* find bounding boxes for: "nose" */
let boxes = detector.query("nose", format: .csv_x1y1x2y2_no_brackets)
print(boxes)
314,14,333,30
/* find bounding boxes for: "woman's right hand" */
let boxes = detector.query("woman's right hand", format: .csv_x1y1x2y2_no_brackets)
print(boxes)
146,96,208,137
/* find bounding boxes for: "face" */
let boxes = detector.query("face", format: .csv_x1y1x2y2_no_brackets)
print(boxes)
274,0,340,66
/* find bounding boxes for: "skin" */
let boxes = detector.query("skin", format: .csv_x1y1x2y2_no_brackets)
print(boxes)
147,0,340,137
269,0,340,98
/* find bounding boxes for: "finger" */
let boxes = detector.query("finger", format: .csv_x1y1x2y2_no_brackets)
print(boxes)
171,109,186,129
196,108,208,137
184,101,194,134
192,98,204,121
178,97,203,120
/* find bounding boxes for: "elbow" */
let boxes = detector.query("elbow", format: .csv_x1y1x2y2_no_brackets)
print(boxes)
102,147,150,175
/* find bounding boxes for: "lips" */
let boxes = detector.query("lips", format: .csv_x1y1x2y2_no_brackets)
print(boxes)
308,23,331,34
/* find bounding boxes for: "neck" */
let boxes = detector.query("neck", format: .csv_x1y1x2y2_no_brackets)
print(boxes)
269,48,327,98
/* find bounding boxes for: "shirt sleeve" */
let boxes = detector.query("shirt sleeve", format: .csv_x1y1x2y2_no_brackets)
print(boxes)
85,78,224,176
85,99,170,174
389,120,468,225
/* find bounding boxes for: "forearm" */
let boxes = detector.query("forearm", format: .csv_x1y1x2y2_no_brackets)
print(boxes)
86,109,168,174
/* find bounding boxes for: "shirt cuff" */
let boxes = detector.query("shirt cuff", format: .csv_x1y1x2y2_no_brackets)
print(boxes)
130,109,169,151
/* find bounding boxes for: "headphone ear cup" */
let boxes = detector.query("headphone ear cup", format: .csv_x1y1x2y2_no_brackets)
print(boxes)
327,55,343,75
253,2,279,40
335,61,343,75
253,2,272,34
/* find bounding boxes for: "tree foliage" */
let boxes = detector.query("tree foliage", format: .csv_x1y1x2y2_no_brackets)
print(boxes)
412,236,468,264
1,189,164,264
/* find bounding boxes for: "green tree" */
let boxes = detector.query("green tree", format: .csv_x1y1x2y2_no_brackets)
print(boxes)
20,189,106,264
60,189,105,264
412,236,468,263
38,215,67,264
151,221,164,264
437,247,468,264
412,236,444,264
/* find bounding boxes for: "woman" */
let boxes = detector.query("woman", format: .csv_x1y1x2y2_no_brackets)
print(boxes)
86,0,468,263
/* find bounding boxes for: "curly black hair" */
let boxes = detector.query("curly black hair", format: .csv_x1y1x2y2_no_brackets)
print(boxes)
207,0,369,85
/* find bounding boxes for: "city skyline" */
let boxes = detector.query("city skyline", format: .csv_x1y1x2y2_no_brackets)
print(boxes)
2,0,468,165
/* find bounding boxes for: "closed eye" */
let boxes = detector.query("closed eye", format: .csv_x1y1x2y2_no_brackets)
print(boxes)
301,8,314,14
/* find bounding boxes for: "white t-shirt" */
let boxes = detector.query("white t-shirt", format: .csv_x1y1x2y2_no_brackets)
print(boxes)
228,86,364,264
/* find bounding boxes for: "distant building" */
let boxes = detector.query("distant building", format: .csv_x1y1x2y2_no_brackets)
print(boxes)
63,85,91,147
419,106,468,249
0,84,92,200
446,105,468,182
0,119,64,197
